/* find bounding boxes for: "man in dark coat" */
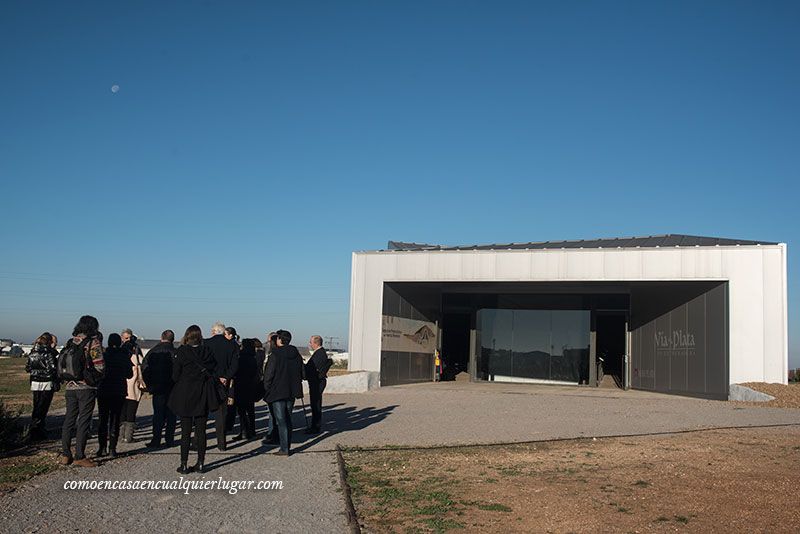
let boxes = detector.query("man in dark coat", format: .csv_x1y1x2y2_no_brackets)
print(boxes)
142,330,178,448
263,329,303,456
204,322,239,451
304,335,331,434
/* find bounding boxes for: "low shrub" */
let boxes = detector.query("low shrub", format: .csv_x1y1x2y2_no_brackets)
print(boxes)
0,400,23,452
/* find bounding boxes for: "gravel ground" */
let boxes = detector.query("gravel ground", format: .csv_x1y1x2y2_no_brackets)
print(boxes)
738,382,800,408
307,381,800,450
3,381,799,533
0,405,349,534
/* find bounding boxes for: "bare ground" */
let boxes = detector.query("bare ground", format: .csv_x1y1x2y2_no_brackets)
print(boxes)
344,426,800,533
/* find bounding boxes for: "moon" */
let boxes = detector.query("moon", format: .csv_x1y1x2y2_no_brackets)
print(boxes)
111,84,120,93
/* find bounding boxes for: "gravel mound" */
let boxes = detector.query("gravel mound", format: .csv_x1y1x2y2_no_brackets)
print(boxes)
738,382,800,408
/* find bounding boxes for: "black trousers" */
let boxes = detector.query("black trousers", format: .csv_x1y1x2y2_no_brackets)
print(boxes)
214,405,228,450
309,378,327,430
225,404,237,432
151,393,176,445
180,416,207,465
31,389,55,433
236,401,256,437
122,398,139,423
62,389,96,459
97,395,124,450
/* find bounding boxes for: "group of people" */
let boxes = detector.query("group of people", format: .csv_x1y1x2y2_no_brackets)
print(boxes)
25,315,333,473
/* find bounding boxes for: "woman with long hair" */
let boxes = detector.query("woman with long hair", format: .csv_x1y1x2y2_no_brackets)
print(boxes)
120,329,145,443
60,315,105,467
222,326,239,433
96,333,132,458
25,332,59,440
168,325,217,474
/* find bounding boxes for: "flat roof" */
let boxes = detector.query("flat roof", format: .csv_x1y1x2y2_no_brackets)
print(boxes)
380,234,779,252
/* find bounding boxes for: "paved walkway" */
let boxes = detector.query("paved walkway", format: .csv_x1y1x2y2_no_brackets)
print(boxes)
3,382,799,533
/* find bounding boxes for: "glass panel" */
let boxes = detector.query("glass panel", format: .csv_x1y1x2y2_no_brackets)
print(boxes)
478,308,590,383
550,310,591,382
511,310,551,380
477,309,513,379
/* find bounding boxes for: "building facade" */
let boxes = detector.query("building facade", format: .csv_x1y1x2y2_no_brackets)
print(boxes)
348,235,789,400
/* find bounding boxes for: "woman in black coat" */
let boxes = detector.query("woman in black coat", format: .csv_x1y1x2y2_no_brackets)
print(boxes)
96,333,133,458
25,332,59,441
168,325,217,474
233,338,258,441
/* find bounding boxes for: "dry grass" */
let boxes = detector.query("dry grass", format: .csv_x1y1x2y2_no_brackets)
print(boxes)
344,427,800,533
0,358,65,412
0,449,61,494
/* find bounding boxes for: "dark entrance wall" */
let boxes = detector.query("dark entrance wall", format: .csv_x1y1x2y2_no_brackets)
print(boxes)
630,282,728,400
381,283,441,386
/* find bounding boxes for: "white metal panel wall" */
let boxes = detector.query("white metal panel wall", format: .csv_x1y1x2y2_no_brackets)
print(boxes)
762,246,787,382
722,249,765,383
348,245,788,385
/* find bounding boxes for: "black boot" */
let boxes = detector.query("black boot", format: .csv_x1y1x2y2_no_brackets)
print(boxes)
96,445,109,457
176,463,192,475
110,430,119,456
191,461,205,473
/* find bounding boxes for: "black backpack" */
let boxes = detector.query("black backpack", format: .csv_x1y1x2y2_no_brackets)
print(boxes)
58,337,102,386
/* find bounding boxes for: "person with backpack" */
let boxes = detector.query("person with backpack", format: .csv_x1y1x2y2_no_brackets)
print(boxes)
262,329,303,456
304,335,332,435
58,315,105,467
120,328,144,443
142,330,178,448
96,333,132,458
168,325,217,474
25,332,60,441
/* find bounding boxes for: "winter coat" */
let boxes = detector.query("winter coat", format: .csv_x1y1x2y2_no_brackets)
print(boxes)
305,347,332,385
263,345,303,403
98,347,134,399
233,348,259,405
26,343,59,384
64,334,105,390
168,344,217,417
254,348,266,400
123,341,144,401
204,334,239,379
141,342,177,395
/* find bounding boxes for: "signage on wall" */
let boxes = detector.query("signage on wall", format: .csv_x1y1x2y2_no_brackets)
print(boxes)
381,315,437,354
654,329,696,357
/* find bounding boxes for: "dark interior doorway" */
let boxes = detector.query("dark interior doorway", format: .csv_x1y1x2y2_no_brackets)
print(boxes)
441,313,471,380
595,313,627,388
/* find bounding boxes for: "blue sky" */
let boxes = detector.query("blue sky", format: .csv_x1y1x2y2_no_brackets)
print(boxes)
1,1,797,365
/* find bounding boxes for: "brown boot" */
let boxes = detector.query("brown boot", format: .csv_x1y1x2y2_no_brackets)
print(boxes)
73,458,97,468
59,455,73,465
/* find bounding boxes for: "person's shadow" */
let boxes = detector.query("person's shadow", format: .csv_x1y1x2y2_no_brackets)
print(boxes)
25,398,396,473
201,401,397,471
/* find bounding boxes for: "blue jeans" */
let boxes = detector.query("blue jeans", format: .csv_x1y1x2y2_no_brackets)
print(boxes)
152,393,176,445
270,399,295,453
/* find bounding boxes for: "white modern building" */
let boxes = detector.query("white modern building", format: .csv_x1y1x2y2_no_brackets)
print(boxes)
348,235,788,400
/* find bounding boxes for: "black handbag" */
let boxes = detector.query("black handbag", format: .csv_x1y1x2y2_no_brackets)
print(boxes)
190,349,226,410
